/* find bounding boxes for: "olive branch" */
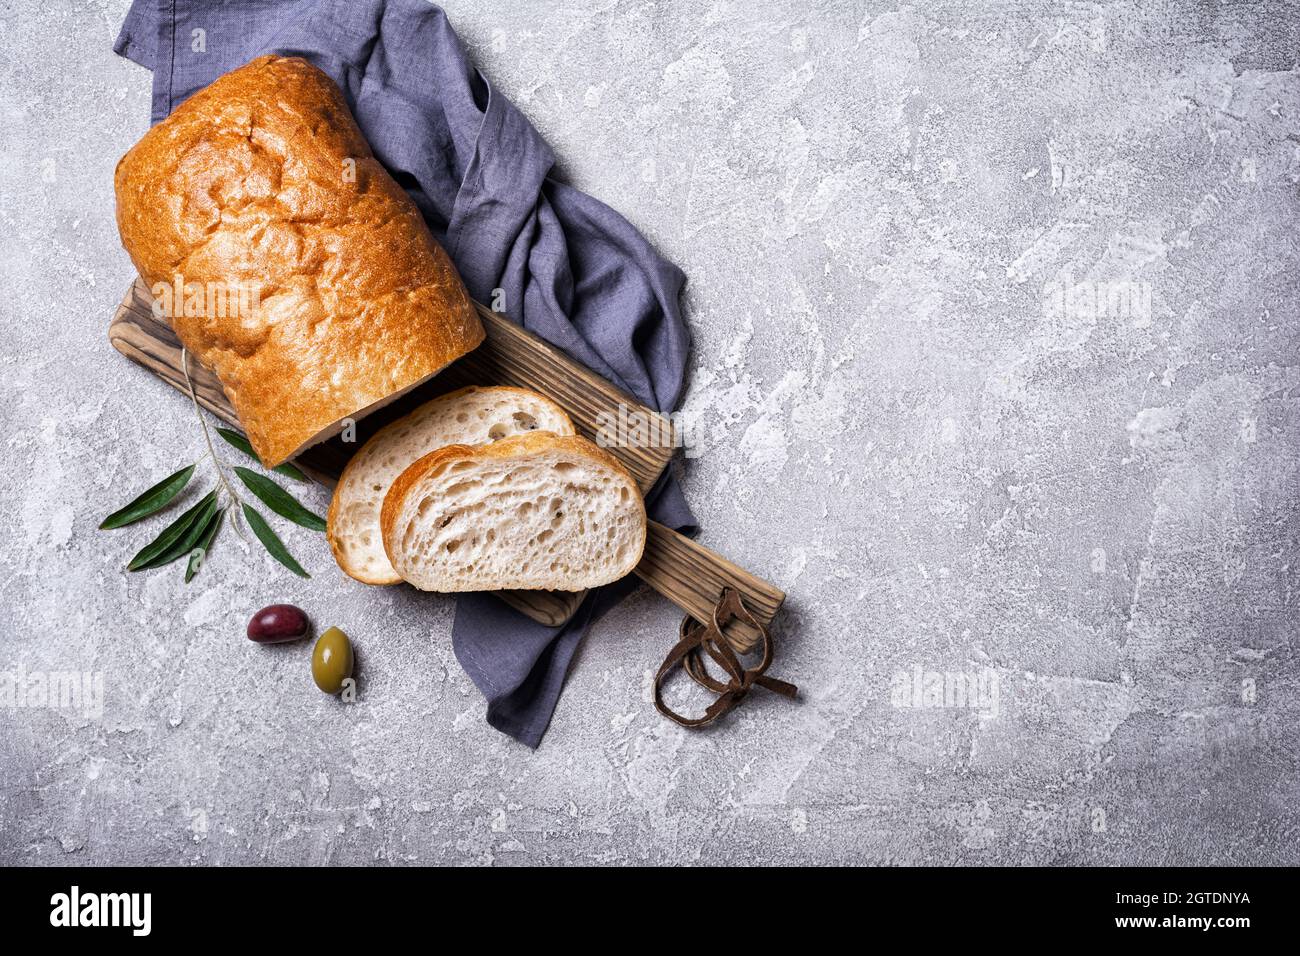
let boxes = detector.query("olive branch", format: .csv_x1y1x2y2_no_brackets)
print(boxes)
97,348,322,581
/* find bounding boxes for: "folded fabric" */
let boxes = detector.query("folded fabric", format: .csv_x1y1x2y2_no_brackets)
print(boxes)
114,0,696,746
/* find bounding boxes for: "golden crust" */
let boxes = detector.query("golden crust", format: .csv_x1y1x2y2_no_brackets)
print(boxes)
114,55,484,466
326,385,575,585
379,431,647,589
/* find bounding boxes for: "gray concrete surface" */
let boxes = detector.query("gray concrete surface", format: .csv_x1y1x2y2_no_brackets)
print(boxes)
2,0,1298,865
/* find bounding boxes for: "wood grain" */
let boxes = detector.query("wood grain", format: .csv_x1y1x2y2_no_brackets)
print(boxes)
110,278,785,645
636,523,784,653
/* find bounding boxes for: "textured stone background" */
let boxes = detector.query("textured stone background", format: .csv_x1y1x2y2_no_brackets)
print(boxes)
2,0,1298,865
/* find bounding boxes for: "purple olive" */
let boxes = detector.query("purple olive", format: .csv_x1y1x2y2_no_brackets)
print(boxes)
247,604,311,644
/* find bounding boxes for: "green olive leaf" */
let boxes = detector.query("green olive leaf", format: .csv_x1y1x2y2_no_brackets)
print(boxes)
215,427,308,481
242,503,310,578
184,506,226,583
232,467,326,532
126,490,217,571
135,495,221,571
100,463,196,529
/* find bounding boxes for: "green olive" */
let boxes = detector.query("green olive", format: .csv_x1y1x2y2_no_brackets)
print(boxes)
311,626,354,694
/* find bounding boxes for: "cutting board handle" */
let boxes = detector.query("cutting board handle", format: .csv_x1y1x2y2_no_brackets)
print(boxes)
634,521,784,653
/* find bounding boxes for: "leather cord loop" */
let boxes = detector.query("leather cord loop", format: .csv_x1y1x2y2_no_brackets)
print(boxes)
653,588,797,728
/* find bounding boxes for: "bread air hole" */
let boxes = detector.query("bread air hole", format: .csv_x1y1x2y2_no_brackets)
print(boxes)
445,539,462,553
553,461,577,474
512,412,538,430
488,423,508,440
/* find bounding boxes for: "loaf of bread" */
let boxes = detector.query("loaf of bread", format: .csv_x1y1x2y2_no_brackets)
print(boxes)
114,55,484,467
381,432,647,592
328,386,577,585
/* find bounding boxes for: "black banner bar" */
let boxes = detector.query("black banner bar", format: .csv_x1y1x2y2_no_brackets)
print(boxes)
0,866,1282,942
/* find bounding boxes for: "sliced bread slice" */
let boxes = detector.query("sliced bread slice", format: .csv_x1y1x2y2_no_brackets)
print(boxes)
327,386,575,584
381,431,646,592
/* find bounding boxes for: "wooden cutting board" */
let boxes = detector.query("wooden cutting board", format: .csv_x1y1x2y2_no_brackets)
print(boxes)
109,279,783,650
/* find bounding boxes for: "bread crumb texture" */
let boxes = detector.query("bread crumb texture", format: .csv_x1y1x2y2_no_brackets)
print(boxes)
382,432,646,592
327,386,576,585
